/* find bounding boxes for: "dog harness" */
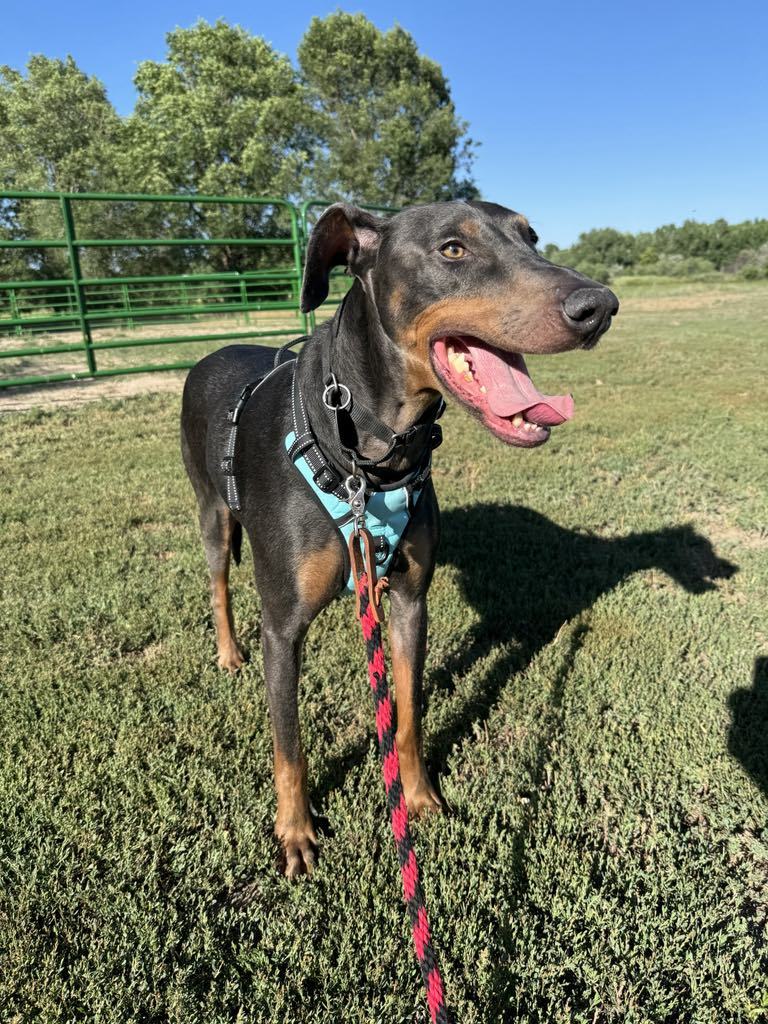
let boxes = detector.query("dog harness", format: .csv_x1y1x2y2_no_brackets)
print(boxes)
284,352,432,590
284,427,421,590
220,332,443,593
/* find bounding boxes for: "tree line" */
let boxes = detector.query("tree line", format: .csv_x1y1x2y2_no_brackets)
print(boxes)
1,13,765,287
544,219,768,284
0,14,476,281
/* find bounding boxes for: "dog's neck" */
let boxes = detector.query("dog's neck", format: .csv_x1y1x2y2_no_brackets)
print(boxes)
300,279,441,480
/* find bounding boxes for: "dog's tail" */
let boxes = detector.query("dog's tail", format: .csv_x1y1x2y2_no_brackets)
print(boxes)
231,522,242,565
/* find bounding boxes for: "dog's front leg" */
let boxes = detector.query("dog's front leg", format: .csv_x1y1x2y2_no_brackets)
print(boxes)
389,581,444,819
261,610,317,878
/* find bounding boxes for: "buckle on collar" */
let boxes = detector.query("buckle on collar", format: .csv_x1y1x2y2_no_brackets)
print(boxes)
393,425,418,447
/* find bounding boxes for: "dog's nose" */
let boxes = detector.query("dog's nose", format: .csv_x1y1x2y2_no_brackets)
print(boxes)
561,286,619,337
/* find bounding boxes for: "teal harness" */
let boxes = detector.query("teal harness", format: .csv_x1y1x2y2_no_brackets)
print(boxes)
219,341,442,594
284,429,422,591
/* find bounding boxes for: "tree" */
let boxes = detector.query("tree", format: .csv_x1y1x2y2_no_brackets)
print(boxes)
0,56,126,279
298,12,477,205
126,19,318,271
544,227,636,283
0,55,123,195
130,20,315,199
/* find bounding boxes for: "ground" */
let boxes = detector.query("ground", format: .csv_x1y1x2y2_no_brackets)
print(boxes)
1,278,767,1023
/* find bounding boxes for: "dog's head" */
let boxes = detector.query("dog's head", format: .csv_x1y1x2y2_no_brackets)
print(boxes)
301,200,619,448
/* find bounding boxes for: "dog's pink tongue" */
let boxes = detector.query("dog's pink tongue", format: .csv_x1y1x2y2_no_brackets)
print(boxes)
463,339,574,426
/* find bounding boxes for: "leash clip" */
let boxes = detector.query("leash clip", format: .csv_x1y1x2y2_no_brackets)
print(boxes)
345,474,387,621
344,474,367,536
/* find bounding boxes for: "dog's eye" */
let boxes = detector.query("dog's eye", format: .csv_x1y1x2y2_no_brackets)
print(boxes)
528,227,539,246
439,241,467,260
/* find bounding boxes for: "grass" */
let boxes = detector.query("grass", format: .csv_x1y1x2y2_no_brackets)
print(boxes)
1,278,767,1023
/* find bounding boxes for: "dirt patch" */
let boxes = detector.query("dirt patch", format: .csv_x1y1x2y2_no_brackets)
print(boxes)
0,370,188,414
703,519,768,551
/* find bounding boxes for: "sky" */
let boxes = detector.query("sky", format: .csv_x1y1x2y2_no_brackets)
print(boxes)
2,0,766,246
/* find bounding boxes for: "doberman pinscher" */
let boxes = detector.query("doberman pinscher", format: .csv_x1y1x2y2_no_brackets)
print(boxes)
181,200,619,877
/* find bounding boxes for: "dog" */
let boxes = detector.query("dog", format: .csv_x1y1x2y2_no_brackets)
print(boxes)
181,200,619,877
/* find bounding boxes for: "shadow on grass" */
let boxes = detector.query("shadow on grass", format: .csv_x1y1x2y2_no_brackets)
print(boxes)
426,504,737,773
728,657,768,799
316,503,737,801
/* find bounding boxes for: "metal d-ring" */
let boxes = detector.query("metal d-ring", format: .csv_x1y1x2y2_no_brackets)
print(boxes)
322,376,352,411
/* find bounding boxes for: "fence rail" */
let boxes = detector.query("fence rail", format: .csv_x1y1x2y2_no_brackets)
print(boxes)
0,190,328,390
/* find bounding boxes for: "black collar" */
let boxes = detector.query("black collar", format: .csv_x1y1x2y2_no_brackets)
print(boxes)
287,361,441,500
275,302,444,498
318,293,444,483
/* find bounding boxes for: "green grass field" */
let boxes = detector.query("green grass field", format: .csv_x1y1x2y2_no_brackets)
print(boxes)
1,279,767,1023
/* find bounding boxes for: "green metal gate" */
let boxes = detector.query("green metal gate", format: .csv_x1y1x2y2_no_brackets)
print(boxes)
0,191,400,391
0,191,308,389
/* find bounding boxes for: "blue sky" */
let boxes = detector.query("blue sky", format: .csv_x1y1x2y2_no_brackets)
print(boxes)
3,0,766,246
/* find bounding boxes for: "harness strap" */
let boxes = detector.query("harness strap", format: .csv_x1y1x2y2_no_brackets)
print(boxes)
291,361,350,500
219,358,293,512
273,333,311,369
221,336,442,516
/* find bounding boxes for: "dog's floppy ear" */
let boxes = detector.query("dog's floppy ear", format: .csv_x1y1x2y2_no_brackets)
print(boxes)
300,203,385,313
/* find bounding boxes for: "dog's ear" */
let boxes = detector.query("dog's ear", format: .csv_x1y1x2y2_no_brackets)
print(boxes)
300,203,385,313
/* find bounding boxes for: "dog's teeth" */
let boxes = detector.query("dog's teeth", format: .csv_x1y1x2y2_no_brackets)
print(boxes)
480,385,487,393
512,414,523,427
463,372,474,383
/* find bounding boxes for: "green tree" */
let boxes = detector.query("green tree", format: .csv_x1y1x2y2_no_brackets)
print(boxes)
130,19,314,198
298,12,477,205
0,55,122,195
544,227,636,283
127,19,317,271
0,56,126,280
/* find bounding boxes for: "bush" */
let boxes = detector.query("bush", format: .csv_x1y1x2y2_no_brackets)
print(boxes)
570,260,612,285
728,242,768,280
739,263,767,280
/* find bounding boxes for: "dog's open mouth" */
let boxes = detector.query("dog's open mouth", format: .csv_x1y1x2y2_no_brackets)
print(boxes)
430,335,574,448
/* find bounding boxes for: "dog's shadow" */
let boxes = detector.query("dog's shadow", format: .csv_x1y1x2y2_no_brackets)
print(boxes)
315,503,737,801
728,657,768,800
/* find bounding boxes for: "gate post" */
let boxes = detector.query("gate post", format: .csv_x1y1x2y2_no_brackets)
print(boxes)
59,195,96,374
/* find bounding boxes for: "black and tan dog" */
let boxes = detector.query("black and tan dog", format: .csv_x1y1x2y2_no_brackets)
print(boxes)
181,200,618,877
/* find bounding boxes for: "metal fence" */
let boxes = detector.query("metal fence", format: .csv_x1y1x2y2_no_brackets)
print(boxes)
0,191,395,390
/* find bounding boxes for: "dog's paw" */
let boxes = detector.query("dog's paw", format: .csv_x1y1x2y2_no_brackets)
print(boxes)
277,822,318,879
404,780,444,819
217,642,246,673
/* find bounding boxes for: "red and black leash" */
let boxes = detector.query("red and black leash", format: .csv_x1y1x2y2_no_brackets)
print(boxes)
350,528,452,1024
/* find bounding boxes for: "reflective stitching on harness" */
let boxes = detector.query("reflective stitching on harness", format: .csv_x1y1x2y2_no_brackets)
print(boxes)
221,360,293,512
290,363,346,494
